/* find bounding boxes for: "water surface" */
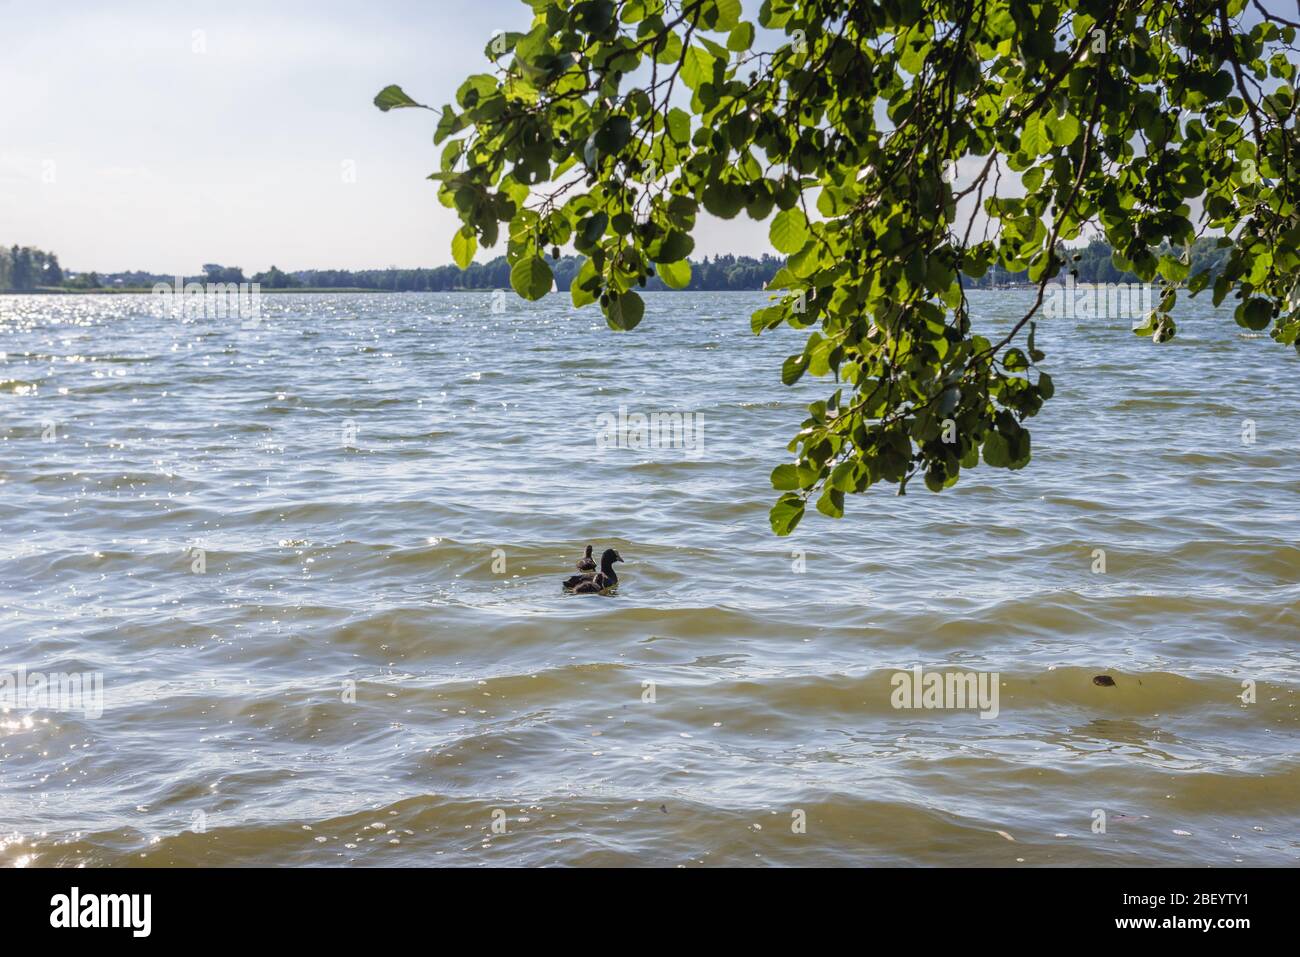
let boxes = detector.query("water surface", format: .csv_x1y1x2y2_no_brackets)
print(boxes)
0,290,1296,866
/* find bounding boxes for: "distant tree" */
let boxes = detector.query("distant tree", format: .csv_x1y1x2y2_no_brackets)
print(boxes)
11,246,34,291
202,264,248,284
251,265,300,289
380,0,1300,533
43,253,64,286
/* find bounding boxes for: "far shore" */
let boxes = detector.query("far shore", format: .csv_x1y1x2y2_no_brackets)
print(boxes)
1,282,1089,296
2,286,434,295
2,286,781,295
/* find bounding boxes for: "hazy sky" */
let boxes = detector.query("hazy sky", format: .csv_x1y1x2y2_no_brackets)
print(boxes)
0,0,773,274
3,1,1284,274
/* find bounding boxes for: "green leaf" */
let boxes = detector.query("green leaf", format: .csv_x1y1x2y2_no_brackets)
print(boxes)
771,464,801,490
728,22,755,52
1021,113,1050,156
657,260,691,289
702,182,744,218
750,305,783,334
681,46,715,91
605,290,645,330
594,116,632,155
580,212,609,246
712,0,743,31
451,228,476,270
652,230,694,262
769,493,805,536
1132,313,1158,338
666,107,692,144
510,256,553,301
1236,298,1273,331
982,431,1012,468
432,105,462,144
374,85,426,111
455,74,498,109
1046,110,1080,146
571,257,600,308
654,30,683,64
815,487,844,518
1158,256,1190,282
770,208,810,254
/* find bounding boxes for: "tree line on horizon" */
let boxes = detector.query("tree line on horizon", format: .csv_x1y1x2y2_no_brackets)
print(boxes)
2,239,1233,292
0,245,64,290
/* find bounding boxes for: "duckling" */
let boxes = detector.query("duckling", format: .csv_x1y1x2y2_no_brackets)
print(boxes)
576,545,596,572
563,548,623,593
572,572,613,594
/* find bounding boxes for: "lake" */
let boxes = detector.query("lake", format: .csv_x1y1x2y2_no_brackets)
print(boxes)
0,289,1296,866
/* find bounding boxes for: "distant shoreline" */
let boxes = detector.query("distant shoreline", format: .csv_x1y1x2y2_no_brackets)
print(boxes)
1,286,785,295
2,284,1058,296
1,286,382,295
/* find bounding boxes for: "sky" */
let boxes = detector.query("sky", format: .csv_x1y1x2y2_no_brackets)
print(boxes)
2,1,1286,274
0,0,773,274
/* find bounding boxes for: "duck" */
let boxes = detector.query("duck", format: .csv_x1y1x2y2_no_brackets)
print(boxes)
576,545,597,572
563,548,623,594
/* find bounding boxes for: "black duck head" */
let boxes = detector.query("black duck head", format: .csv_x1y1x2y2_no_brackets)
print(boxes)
601,548,623,567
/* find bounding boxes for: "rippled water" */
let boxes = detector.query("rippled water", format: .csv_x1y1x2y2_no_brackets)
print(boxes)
0,290,1296,867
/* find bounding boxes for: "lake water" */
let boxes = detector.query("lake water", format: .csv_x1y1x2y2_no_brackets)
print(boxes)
0,290,1296,867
